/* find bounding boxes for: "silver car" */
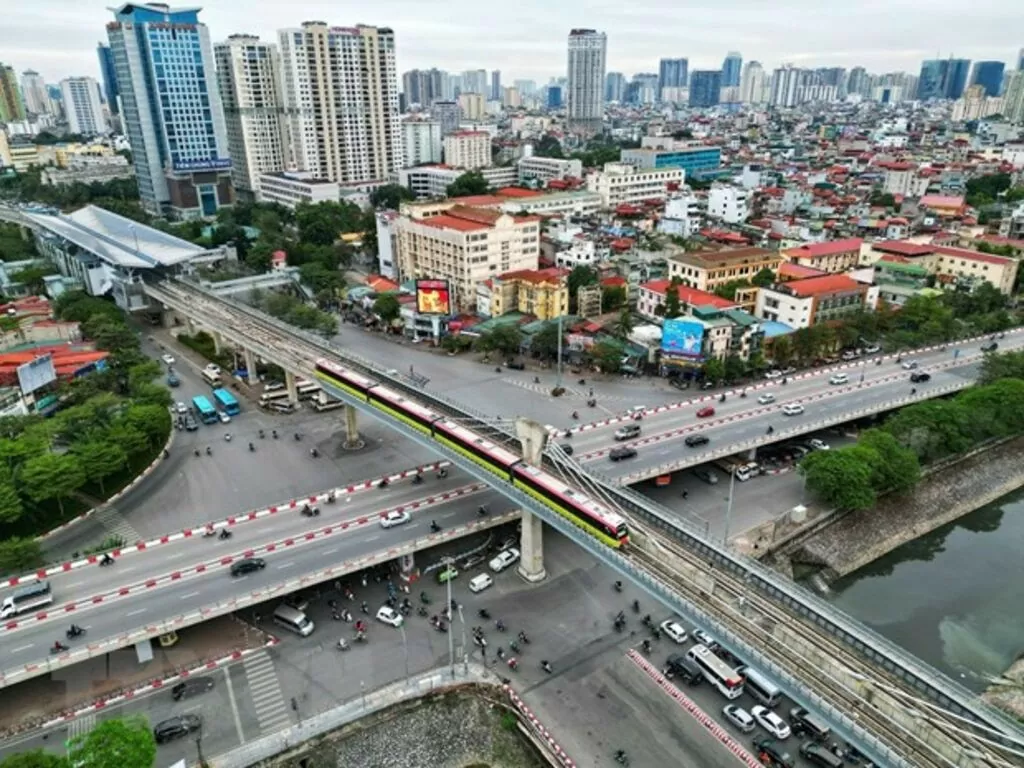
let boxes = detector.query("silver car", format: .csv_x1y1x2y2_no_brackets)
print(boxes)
723,704,755,733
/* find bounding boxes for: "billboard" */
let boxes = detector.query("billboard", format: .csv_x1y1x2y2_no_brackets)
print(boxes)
661,319,705,358
17,354,57,395
415,279,452,316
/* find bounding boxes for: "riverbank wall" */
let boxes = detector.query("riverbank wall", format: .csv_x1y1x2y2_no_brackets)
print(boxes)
766,435,1024,582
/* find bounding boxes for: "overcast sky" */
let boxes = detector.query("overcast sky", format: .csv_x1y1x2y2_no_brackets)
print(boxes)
2,0,1021,85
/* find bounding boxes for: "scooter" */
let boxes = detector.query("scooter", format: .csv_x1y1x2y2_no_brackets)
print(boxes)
541,660,552,674
249,442,255,452
206,446,212,456
417,605,428,617
337,638,350,651
430,521,441,533
51,643,69,654
224,433,232,442
99,555,115,567
203,528,217,538
412,474,423,485
66,626,86,640
219,529,232,540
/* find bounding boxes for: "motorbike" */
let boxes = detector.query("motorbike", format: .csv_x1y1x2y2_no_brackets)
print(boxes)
587,399,596,407
301,505,320,517
541,660,552,674
99,555,115,567
430,521,441,533
434,621,448,634
249,442,255,452
417,605,428,617
194,449,200,457
326,491,336,503
571,411,579,420
632,599,640,613
378,478,389,489
509,640,520,654
219,529,232,540
66,626,86,640
478,505,488,516
718,394,726,402
51,643,69,654
272,430,278,439
578,378,586,385
517,631,530,645
613,581,623,593
494,367,502,373
495,619,506,632
337,638,350,651
224,433,232,442
642,639,652,654
361,601,369,614
614,750,630,766
203,528,217,538
436,468,448,479
206,446,212,456
354,631,367,643
766,426,774,435
533,377,540,384
310,448,319,458
259,429,265,439
740,391,747,398
420,591,431,604
294,433,302,441
412,474,423,485
478,608,491,619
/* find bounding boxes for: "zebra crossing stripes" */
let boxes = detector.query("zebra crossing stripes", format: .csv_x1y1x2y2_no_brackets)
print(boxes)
94,505,142,546
242,651,291,733
502,378,631,402
66,713,96,746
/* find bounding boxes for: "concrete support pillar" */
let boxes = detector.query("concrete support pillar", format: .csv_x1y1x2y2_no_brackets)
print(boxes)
285,370,298,404
20,225,30,241
517,512,546,583
343,405,365,450
243,348,257,382
746,446,757,461
185,318,196,336
161,308,175,329
212,331,222,355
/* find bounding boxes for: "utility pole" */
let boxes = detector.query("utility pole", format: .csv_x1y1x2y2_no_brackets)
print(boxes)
445,557,455,677
556,313,564,390
723,466,737,547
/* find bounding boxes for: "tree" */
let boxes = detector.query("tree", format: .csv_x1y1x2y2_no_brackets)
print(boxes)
713,279,750,300
0,538,43,573
81,317,138,356
979,350,1024,385
299,262,345,296
369,183,414,210
0,750,66,768
702,358,725,383
476,324,523,357
770,335,794,367
965,173,1011,208
723,354,747,382
8,265,56,295
67,716,156,768
73,441,128,495
868,192,896,209
295,200,362,246
614,309,634,339
601,285,627,311
567,266,599,313
884,400,973,463
533,135,565,159
529,322,562,361
589,341,623,373
0,481,23,524
121,404,171,448
446,171,489,198
372,294,401,324
800,451,876,511
20,453,86,514
854,429,921,494
751,267,776,288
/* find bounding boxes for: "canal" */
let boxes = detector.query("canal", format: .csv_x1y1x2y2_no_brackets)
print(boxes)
828,487,1024,692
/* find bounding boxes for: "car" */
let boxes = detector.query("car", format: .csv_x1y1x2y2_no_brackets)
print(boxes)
807,438,830,451
171,677,215,701
782,403,804,416
752,705,792,740
660,619,688,644
625,406,647,416
218,411,231,423
696,406,715,418
230,558,266,577
828,373,848,385
380,510,411,529
684,434,709,447
700,380,716,390
781,367,796,375
153,714,201,744
489,547,520,572
436,565,458,584
764,370,783,380
376,605,403,627
692,628,717,649
693,468,719,485
864,344,881,354
910,371,931,383
789,445,811,459
609,446,638,461
468,573,493,593
723,704,756,733
166,372,180,387
264,381,285,391
161,354,176,366
981,341,999,352
205,364,221,374
460,553,486,570
506,360,525,370
175,401,188,414
751,736,795,768
614,424,641,441
183,415,198,431
901,359,918,370
757,393,776,405
840,350,858,361
559,443,574,456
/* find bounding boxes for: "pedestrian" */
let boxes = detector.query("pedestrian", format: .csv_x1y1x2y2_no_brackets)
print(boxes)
681,489,688,500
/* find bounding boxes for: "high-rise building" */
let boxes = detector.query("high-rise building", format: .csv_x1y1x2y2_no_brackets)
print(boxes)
214,35,290,199
566,28,606,134
689,70,722,108
458,92,485,121
721,52,742,88
403,70,424,107
970,61,1005,97
0,64,26,123
59,77,108,135
658,58,688,100
20,70,50,117
403,68,446,108
1018,48,1024,71
605,72,626,103
502,87,521,108
402,120,442,166
627,74,659,105
847,66,869,98
739,61,765,104
491,70,501,101
106,3,232,219
1003,70,1024,123
443,130,491,170
514,79,537,97
461,69,488,97
96,44,119,113
431,100,461,136
278,22,401,185
918,58,971,100
547,86,562,109
770,65,802,107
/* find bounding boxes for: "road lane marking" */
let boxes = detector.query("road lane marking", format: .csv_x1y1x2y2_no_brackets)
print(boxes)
363,535,380,542
180,591,199,599
65,581,84,588
276,561,295,569
223,666,246,744
11,644,33,652
125,609,146,617
323,548,338,555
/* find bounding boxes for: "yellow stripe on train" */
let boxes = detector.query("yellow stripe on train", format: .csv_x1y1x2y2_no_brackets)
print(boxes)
513,479,623,548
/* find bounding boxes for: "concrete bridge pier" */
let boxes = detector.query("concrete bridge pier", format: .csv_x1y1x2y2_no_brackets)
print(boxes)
746,446,758,461
398,553,416,584
185,317,197,336
343,405,365,450
515,418,548,583
212,331,223,355
161,307,176,328
243,348,257,383
285,370,298,404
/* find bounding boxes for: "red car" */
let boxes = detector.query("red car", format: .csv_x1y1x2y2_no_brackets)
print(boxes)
696,406,716,418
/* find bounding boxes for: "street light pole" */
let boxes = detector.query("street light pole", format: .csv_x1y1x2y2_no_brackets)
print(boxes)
399,624,410,684
555,313,563,390
723,466,737,546
445,557,455,677
457,603,468,674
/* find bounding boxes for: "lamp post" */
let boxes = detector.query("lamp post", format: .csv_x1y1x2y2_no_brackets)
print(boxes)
399,623,410,684
195,722,205,767
723,465,737,547
445,557,455,677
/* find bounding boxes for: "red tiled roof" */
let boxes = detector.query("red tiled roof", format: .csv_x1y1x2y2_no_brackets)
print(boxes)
451,194,507,207
785,237,863,259
420,214,490,233
919,194,965,210
872,240,934,257
786,274,865,298
601,276,627,287
496,267,569,284
778,262,826,279
366,275,400,292
931,245,1014,266
496,187,543,198
641,280,735,309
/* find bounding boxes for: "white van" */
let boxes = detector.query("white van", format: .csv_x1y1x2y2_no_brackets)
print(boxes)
469,574,493,593
273,604,315,636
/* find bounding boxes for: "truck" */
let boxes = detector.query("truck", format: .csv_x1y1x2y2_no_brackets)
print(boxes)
310,391,345,412
1,580,53,618
714,456,760,482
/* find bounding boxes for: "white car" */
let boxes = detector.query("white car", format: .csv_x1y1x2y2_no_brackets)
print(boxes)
757,393,775,405
625,405,647,416
828,373,848,385
175,401,188,414
901,360,918,370
468,574,493,593
218,411,231,423
376,605,403,627
782,403,805,416
205,364,221,374
808,438,830,451
692,629,717,649
751,705,791,739
864,344,881,354
379,510,411,529
489,548,520,572
764,370,783,380
161,354,175,366
723,704,756,733
660,619,688,644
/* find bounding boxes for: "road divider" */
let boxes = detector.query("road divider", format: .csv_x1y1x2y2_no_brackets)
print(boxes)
503,684,576,767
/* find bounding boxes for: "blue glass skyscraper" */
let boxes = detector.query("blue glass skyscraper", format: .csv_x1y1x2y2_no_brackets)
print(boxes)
658,58,688,100
547,86,562,109
96,44,119,114
917,58,972,100
721,52,742,88
970,61,1005,96
689,70,721,108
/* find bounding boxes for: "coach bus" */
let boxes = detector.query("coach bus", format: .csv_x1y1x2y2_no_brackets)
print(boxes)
212,387,240,416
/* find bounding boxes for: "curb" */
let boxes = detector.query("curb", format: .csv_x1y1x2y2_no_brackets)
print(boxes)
504,685,576,767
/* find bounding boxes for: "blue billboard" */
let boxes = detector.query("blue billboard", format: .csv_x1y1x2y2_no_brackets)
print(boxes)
661,319,704,357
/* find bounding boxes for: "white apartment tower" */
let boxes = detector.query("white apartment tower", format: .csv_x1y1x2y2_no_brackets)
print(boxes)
214,35,290,199
402,120,443,165
739,61,765,104
566,29,606,135
278,22,402,184
443,130,491,170
60,77,108,135
20,70,50,117
769,65,801,107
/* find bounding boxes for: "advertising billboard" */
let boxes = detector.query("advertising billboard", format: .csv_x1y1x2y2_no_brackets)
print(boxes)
415,279,452,316
661,319,705,357
17,354,57,395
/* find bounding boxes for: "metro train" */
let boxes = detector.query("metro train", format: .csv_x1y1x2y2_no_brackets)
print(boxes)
314,359,629,548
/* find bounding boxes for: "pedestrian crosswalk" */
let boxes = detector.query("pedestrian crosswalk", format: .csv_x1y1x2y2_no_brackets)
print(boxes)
66,713,96,746
93,505,142,547
242,651,291,734
502,377,633,403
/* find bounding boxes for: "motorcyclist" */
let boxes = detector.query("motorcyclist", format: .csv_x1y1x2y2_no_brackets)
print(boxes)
571,410,579,420
412,472,423,485
249,442,255,452
767,425,774,435
68,624,83,637
219,528,231,540
378,477,389,489
430,520,440,532
478,505,488,516
101,553,114,565
632,599,639,613
613,580,622,592
53,641,67,652
495,618,506,631
205,446,212,456
310,447,319,458
436,468,448,479
541,660,552,673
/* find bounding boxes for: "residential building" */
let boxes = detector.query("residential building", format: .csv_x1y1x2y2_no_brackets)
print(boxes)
882,162,928,197
59,78,108,136
0,130,10,168
397,165,515,198
637,280,734,319
431,101,461,136
872,256,931,307
375,210,400,279
279,22,401,185
499,190,601,217
566,29,606,134
917,58,971,100
458,92,485,121
605,72,626,103
769,65,801,107
517,155,583,185
502,87,521,108
96,45,119,114
8,141,39,172
658,58,688,101
443,131,490,170
756,274,876,330
739,61,765,104
106,3,233,219
257,171,339,209
668,246,783,292
402,68,445,108
721,52,742,88
930,245,1018,295
490,267,569,319
970,61,1005,97
20,71,50,117
491,71,502,101
783,238,863,273
214,35,289,200
586,163,684,207
658,193,702,238
402,120,443,166
394,204,540,310
0,64,26,123
461,70,488,97
952,85,1004,121
707,184,750,224
1004,71,1024,123
620,142,721,177
689,71,721,108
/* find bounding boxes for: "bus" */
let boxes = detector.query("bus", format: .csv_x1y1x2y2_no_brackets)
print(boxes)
191,395,219,424
259,390,291,408
201,368,222,386
212,387,240,416
742,667,782,708
686,644,745,699
296,381,321,400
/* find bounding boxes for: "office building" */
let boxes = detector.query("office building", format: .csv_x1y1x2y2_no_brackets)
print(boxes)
402,68,445,108
461,69,488,97
605,72,626,103
1018,48,1024,71
721,52,742,88
106,3,232,219
278,22,401,185
257,170,340,209
770,65,802,107
918,58,971,100
621,142,721,177
847,66,869,98
517,155,582,185
689,70,721,108
627,74,659,105
402,120,442,166
586,163,683,207
659,58,689,100
566,29,606,134
740,61,765,104
970,61,1005,97
514,79,537,97
1004,71,1024,123
756,274,875,330
431,101,461,136
491,70,501,101
59,77,108,136
547,86,563,109
489,267,569,320
20,71,50,117
0,64,26,123
443,130,490,170
670,246,783,293
214,35,289,199
97,44,119,113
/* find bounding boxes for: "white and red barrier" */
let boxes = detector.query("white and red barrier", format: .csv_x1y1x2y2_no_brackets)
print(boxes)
504,685,576,767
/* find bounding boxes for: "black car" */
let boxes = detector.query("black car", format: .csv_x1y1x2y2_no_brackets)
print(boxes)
154,714,202,744
981,341,999,352
609,446,638,461
505,360,525,370
909,371,931,383
230,558,266,577
684,434,710,448
183,414,199,431
751,736,795,768
171,677,215,701
559,443,574,456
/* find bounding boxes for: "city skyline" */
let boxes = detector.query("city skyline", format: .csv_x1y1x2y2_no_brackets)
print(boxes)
1,0,1021,86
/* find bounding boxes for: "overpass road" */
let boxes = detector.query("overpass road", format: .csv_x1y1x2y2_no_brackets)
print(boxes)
0,471,516,685
570,330,1022,483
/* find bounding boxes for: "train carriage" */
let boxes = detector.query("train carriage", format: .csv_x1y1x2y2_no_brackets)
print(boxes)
314,360,375,400
369,385,446,436
432,419,522,480
513,464,628,547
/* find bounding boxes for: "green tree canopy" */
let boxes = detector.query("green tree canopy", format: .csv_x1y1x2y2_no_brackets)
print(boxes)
883,399,974,463
476,325,523,357
702,358,725,383
372,294,402,323
20,453,86,513
613,309,634,339
601,285,626,311
589,341,623,373
0,749,67,768
799,450,876,511
979,350,1024,385
0,537,43,574
446,171,490,198
369,183,414,210
67,716,156,768
533,135,565,158
295,200,363,246
73,441,128,494
751,267,776,288
0,481,24,524
529,322,562,361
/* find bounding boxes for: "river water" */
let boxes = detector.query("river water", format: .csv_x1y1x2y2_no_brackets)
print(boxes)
827,488,1024,693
